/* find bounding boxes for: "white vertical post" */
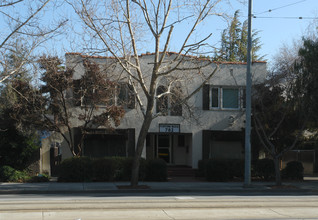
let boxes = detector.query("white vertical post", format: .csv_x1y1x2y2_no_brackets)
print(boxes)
244,0,253,187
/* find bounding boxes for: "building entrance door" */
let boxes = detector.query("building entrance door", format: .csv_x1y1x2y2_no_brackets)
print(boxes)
157,135,172,163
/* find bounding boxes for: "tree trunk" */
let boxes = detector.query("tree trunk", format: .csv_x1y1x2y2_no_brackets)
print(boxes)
273,156,282,186
130,113,153,186
77,129,86,157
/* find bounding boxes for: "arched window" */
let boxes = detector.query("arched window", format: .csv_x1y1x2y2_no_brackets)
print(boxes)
170,86,182,116
156,85,182,116
156,85,168,115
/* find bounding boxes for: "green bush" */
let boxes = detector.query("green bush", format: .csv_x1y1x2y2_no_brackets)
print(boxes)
282,161,304,180
253,159,275,180
0,165,29,182
58,157,93,182
205,159,244,182
28,174,50,182
113,157,147,181
92,158,117,181
57,156,167,182
196,160,207,177
205,160,230,181
145,159,167,181
227,160,244,179
112,157,132,181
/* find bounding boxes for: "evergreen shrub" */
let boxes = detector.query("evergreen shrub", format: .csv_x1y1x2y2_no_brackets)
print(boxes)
57,156,166,182
0,165,29,182
92,158,116,181
28,173,50,182
145,159,167,181
227,159,244,179
196,160,207,177
282,161,304,180
58,157,93,182
253,159,275,180
113,157,147,181
205,159,244,181
205,160,231,181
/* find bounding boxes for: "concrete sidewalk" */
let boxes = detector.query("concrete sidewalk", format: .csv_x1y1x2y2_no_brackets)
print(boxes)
0,177,317,194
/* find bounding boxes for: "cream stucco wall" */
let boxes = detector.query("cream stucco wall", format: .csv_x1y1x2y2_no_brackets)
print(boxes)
60,53,267,169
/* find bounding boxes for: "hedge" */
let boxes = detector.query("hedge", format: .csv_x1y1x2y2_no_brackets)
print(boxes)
282,161,304,180
145,159,167,181
57,157,167,182
253,159,275,180
58,157,94,182
205,159,244,182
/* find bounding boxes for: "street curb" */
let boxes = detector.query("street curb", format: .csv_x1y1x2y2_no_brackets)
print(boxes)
0,188,317,195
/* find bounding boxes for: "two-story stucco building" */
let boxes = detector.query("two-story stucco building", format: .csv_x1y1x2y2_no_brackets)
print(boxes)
40,52,266,175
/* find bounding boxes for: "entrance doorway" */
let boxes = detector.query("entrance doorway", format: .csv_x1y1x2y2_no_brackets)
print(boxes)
157,135,172,163
146,133,192,166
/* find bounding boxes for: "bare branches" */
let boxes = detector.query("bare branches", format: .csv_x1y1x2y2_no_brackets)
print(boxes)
125,0,148,96
0,60,26,83
0,0,51,49
0,0,67,84
0,0,23,8
176,0,221,58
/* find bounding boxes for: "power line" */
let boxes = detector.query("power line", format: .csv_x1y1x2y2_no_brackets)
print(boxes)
254,0,307,15
253,16,316,20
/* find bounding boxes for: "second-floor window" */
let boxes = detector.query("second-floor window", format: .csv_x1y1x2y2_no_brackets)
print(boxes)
117,83,136,109
73,80,135,109
203,84,245,110
156,85,182,116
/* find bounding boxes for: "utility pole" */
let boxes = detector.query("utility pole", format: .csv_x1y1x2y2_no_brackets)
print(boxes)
244,0,253,187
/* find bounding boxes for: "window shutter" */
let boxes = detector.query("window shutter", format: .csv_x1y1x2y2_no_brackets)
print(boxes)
202,84,210,110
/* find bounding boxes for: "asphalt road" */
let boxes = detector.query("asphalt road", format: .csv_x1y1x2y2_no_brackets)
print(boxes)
1,194,318,220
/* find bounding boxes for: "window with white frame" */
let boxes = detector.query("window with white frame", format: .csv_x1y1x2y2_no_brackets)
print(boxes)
202,85,245,110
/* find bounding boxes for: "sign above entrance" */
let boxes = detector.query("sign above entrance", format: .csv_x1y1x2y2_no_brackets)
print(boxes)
159,124,180,133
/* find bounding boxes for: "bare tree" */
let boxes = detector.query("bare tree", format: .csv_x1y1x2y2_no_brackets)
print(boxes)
67,0,234,186
0,0,67,84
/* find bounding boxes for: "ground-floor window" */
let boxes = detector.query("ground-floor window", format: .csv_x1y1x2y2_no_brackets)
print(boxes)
84,134,126,157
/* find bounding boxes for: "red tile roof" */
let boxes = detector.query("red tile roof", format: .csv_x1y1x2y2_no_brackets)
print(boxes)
65,52,267,64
